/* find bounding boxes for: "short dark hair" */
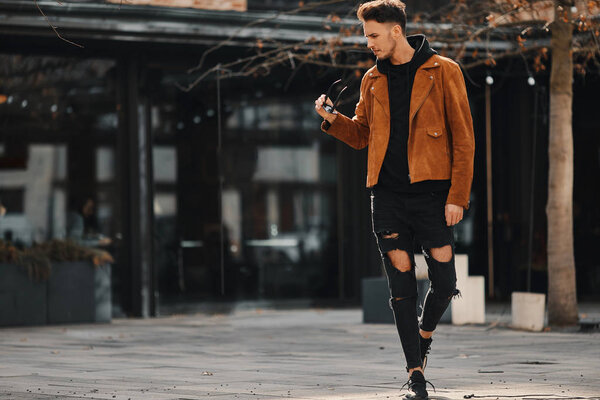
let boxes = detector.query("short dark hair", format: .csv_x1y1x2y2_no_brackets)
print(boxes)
357,0,407,34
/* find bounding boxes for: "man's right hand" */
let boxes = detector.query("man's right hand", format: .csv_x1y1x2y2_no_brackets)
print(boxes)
314,94,338,125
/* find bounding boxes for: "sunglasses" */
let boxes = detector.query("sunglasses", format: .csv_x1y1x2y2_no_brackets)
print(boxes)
323,79,348,114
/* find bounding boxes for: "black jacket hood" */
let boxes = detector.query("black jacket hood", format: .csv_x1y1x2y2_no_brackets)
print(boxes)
376,34,437,74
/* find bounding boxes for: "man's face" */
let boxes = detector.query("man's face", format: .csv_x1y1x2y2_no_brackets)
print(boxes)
363,20,400,60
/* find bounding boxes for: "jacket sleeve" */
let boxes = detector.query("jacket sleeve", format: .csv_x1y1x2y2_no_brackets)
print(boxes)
444,62,475,210
320,73,370,150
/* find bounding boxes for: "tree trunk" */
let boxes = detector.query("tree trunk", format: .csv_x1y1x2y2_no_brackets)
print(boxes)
547,1,578,326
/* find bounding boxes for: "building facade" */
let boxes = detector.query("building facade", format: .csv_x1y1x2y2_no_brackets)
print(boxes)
1,0,598,318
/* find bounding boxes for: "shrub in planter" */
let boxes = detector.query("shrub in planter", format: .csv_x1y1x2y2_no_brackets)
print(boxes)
17,247,52,281
34,239,114,266
0,240,19,263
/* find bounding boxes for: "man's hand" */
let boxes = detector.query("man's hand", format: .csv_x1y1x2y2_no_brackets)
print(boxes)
445,204,463,226
314,94,338,124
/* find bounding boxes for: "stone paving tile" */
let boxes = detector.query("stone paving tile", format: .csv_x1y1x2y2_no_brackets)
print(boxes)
1,308,599,400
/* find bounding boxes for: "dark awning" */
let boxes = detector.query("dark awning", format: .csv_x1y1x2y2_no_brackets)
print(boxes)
0,0,363,47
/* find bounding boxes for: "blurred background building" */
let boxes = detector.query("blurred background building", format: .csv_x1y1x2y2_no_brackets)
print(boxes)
1,0,599,318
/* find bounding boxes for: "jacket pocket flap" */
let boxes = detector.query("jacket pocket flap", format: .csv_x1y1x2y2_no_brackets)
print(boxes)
426,128,444,138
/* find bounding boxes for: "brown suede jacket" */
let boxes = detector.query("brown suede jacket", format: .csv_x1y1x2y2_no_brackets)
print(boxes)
321,54,475,209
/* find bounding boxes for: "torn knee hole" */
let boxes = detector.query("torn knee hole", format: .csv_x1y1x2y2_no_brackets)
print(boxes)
389,296,412,308
430,287,461,300
391,263,412,272
427,245,453,263
381,231,400,239
386,251,412,272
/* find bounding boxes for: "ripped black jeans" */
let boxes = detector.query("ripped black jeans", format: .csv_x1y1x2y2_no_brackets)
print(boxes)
370,186,460,370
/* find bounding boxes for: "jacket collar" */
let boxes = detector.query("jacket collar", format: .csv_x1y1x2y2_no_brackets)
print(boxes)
367,55,441,119
370,55,440,79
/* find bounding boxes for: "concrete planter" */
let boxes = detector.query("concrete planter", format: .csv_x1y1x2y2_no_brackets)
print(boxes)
0,263,47,326
361,276,450,324
0,261,111,327
361,276,394,323
450,254,485,325
47,262,112,324
511,291,546,331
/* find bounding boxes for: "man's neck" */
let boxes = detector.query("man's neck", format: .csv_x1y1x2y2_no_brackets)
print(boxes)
389,38,415,65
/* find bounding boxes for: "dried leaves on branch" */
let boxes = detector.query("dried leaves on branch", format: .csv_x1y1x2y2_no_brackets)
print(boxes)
179,0,600,89
178,0,364,91
35,1,600,85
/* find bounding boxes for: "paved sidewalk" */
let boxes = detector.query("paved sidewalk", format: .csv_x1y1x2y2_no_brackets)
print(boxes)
1,308,599,400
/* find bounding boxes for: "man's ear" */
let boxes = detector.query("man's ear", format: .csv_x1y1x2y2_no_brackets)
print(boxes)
392,24,403,39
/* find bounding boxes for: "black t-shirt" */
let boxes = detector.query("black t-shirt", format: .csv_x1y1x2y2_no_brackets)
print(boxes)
375,36,451,194
377,61,412,190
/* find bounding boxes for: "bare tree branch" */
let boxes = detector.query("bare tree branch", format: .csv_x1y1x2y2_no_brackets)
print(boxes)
169,0,600,90
34,0,84,48
461,45,546,69
187,0,348,75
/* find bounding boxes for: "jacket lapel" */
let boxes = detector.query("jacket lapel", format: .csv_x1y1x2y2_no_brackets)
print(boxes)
409,57,440,124
370,70,389,118
371,56,441,122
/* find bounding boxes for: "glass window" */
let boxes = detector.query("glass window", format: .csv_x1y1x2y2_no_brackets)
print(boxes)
153,146,177,183
149,68,339,307
0,53,122,308
96,147,115,182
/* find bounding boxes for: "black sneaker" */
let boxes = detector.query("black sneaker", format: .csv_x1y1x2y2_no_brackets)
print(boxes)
401,370,434,400
419,335,433,369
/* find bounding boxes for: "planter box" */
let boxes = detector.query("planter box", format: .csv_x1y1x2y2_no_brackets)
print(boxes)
362,276,451,324
450,255,486,325
0,261,111,326
362,276,394,323
511,292,546,331
47,262,112,324
0,263,47,326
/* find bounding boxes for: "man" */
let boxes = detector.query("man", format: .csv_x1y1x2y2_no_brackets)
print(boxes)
314,1,475,399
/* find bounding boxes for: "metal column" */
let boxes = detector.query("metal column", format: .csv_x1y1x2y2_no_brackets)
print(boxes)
117,56,156,317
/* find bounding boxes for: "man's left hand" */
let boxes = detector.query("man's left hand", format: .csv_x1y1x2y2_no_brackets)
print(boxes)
445,204,463,226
